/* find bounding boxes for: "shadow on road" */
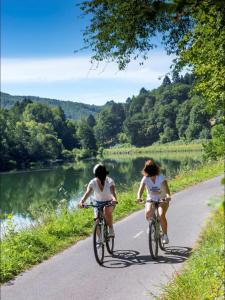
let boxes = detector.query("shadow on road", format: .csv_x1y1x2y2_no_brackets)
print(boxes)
102,246,192,269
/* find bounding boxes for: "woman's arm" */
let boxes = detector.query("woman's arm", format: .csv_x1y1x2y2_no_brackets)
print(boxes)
110,185,117,203
78,186,93,208
137,182,145,202
162,180,171,200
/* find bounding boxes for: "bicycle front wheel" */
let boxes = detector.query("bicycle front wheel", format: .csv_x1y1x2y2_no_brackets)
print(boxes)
159,228,165,251
93,222,104,265
148,221,158,259
105,224,114,255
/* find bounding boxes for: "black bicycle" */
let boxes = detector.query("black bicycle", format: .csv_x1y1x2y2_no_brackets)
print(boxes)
84,201,116,265
148,200,166,259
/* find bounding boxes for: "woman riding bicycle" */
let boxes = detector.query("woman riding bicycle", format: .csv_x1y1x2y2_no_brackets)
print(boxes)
79,164,117,237
137,159,171,244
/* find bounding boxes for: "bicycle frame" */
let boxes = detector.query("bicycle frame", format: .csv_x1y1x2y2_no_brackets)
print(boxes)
148,200,165,259
96,206,106,242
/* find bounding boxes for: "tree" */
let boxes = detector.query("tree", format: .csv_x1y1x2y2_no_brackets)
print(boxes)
61,120,79,150
172,70,180,83
9,99,33,122
123,115,145,146
77,120,97,152
176,100,192,139
79,0,194,69
139,87,148,95
203,124,224,160
173,3,225,114
25,121,62,161
87,114,96,127
162,75,171,86
0,109,12,169
185,102,211,141
79,0,224,115
160,127,178,144
94,102,125,146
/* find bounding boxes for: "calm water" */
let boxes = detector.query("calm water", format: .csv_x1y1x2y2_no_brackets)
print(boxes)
0,153,202,233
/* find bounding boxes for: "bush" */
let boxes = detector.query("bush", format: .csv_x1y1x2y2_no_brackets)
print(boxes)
61,149,74,161
203,124,224,160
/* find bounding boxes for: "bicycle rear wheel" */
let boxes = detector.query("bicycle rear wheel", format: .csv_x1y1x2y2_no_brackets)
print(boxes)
105,224,114,255
93,222,104,265
148,221,158,259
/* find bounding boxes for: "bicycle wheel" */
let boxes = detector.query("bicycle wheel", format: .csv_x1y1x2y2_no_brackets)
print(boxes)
105,224,114,255
148,220,158,259
93,222,104,265
159,228,165,251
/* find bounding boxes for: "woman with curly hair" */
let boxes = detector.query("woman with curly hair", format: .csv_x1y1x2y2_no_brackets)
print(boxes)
137,159,171,244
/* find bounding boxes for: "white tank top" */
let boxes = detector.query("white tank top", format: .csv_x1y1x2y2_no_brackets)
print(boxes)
87,176,115,201
141,174,166,201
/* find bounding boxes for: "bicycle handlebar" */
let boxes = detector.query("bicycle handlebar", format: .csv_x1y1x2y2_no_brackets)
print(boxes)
83,201,118,209
137,198,170,204
148,199,167,203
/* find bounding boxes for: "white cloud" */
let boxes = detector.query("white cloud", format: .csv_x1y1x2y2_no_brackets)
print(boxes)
1,52,174,85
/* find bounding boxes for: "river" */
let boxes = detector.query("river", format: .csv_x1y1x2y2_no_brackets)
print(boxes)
0,152,202,235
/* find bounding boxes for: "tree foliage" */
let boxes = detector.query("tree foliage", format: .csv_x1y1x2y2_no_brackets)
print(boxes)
79,0,193,69
0,100,80,170
122,78,212,146
94,102,125,146
77,119,97,153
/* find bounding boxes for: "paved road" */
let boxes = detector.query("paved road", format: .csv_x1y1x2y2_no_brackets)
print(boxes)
2,176,223,300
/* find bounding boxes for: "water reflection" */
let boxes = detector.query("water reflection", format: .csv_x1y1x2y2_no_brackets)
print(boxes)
0,153,202,227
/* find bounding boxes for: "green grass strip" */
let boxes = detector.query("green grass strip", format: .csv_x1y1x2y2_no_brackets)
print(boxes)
158,201,224,300
104,141,203,155
0,160,223,283
169,159,224,193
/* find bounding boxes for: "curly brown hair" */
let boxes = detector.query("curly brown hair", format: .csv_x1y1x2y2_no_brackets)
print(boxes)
142,159,160,177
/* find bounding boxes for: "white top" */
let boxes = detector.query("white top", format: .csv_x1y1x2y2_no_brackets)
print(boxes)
87,176,115,201
141,174,166,201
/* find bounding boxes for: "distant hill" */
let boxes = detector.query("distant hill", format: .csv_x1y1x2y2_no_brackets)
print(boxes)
0,92,102,120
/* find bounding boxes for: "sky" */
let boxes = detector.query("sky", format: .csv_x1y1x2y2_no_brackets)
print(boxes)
1,0,175,105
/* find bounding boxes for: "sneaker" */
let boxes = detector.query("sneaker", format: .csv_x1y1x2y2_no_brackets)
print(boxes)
108,227,115,238
162,234,169,244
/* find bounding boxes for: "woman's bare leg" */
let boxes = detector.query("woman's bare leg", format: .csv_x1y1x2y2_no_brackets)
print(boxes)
158,202,169,234
104,206,113,228
145,202,155,222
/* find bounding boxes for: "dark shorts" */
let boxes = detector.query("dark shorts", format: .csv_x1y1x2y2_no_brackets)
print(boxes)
93,200,112,217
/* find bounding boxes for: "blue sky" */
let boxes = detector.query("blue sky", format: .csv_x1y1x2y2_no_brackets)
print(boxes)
1,0,174,105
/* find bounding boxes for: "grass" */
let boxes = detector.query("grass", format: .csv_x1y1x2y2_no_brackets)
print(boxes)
0,159,223,283
103,151,203,161
104,140,204,156
158,200,224,300
169,160,224,193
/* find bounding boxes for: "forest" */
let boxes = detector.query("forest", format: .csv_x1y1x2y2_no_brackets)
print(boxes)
0,92,101,120
0,72,217,171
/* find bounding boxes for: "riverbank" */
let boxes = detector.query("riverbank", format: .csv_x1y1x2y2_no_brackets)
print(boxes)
0,140,203,173
158,199,224,300
103,140,204,156
1,160,223,283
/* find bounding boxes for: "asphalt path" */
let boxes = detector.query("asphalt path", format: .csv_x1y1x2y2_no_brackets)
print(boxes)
1,176,223,300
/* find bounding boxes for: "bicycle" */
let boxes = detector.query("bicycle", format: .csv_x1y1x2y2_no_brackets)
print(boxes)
148,199,167,259
83,201,117,265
